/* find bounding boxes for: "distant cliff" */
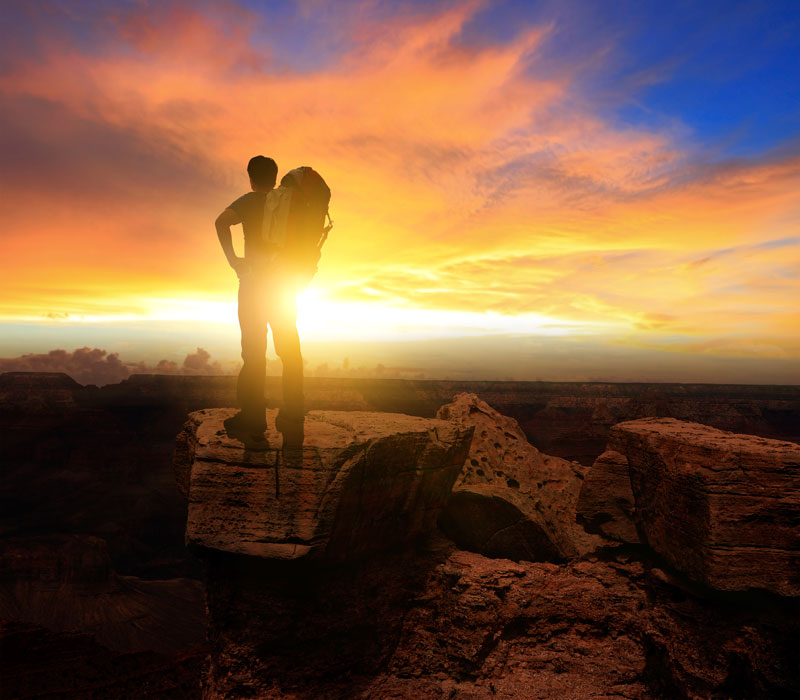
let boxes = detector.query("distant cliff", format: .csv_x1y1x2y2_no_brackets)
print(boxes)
6,371,799,464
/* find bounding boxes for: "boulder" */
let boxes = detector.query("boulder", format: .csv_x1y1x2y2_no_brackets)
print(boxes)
577,449,639,543
436,393,604,561
609,417,800,596
174,408,472,562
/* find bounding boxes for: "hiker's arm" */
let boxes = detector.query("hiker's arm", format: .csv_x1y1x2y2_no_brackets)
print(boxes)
215,208,247,273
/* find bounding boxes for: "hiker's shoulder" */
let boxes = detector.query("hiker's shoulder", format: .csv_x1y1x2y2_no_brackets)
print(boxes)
228,191,265,212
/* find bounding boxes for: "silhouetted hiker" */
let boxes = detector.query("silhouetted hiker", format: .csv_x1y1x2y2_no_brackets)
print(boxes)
215,155,301,444
215,156,332,448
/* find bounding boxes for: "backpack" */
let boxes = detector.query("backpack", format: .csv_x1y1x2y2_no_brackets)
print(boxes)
261,166,332,288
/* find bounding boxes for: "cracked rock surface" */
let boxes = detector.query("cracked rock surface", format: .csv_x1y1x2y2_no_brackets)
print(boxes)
175,408,473,562
176,406,800,700
609,417,800,596
201,537,800,700
437,393,605,561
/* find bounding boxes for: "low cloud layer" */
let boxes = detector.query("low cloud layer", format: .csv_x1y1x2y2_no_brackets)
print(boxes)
0,347,231,386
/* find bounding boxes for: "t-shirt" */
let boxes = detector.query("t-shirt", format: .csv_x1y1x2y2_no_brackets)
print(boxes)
228,191,268,261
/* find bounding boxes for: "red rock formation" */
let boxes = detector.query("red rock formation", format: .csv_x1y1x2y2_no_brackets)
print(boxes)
178,407,800,699
577,449,639,543
4,372,800,697
175,408,472,562
437,393,604,561
200,537,800,699
609,417,800,596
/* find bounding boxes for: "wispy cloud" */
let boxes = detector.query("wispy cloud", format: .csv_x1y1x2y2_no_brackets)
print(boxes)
0,0,798,367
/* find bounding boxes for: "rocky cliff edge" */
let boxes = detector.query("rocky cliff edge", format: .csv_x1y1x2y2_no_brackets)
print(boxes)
174,408,473,563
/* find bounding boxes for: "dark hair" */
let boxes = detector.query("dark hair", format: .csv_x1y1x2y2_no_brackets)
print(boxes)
247,155,278,188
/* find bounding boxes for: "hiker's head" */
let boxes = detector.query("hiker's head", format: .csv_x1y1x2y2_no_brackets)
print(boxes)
247,155,278,191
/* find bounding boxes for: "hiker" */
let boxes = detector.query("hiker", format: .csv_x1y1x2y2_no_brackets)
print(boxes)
215,155,303,440
215,156,331,444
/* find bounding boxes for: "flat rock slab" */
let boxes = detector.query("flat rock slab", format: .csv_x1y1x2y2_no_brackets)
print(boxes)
609,417,800,596
174,409,472,563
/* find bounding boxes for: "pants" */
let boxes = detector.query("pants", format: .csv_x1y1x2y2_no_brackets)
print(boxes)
236,273,304,427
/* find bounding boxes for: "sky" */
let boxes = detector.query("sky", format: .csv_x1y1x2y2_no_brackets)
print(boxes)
1,0,799,384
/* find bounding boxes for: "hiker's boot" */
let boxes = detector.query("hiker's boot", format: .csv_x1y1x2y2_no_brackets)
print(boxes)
276,408,304,450
224,410,268,450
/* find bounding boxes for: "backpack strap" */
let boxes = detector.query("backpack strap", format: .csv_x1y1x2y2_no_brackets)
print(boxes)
317,211,333,250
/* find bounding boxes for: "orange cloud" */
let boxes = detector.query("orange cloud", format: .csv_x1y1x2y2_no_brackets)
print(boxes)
0,1,798,365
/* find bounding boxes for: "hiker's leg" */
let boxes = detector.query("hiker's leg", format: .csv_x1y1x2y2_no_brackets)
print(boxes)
269,293,304,418
236,275,268,429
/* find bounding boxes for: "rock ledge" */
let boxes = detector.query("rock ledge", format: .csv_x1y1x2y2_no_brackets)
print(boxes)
175,408,473,563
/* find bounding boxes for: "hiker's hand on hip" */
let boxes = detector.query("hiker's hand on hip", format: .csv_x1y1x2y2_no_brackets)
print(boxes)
230,257,250,278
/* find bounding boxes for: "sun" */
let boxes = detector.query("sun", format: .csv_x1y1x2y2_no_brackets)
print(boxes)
295,287,595,342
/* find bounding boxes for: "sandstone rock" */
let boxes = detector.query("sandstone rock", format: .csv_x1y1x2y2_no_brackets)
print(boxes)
437,393,604,561
201,537,800,699
174,408,472,562
609,417,800,596
577,449,639,543
201,540,647,700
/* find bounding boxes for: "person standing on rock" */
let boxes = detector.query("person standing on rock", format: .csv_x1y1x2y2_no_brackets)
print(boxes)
214,155,304,443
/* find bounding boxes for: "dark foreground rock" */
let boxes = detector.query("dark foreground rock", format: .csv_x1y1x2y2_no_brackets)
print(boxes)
0,619,205,699
200,539,648,700
437,393,604,561
0,534,205,655
0,372,195,580
609,418,800,596
0,373,209,697
178,408,800,699
200,538,800,700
